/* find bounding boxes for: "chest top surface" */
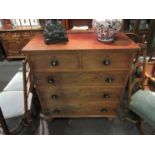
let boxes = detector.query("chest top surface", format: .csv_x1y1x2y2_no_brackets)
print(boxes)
22,32,140,53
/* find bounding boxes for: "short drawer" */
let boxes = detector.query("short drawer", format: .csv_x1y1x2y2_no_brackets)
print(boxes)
29,53,79,71
82,51,132,69
37,87,122,104
34,71,128,87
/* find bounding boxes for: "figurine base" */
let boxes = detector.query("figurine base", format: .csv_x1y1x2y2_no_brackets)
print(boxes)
44,38,68,45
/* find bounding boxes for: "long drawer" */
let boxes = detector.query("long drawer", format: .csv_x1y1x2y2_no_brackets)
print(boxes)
29,52,80,70
34,71,128,87
37,87,122,104
42,102,118,118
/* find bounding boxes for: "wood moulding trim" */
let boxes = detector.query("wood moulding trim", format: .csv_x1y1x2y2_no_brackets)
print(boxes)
7,55,25,59
44,113,118,120
37,85,124,89
32,68,129,73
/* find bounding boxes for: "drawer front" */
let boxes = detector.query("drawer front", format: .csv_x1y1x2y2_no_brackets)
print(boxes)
82,51,132,69
34,71,128,87
37,87,122,104
42,102,118,117
29,53,79,70
2,40,22,54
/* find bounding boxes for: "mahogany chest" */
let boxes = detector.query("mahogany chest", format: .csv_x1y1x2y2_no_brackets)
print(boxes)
22,32,139,120
0,29,42,59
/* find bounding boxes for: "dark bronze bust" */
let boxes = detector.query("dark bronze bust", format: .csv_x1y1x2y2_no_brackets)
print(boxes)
44,19,68,44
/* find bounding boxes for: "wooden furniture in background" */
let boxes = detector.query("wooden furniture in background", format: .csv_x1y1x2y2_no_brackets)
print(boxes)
124,19,152,44
0,19,43,59
123,19,151,35
126,20,155,134
0,28,42,59
22,32,139,120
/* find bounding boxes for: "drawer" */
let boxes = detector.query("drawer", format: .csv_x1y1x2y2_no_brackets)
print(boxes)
34,71,128,87
2,40,22,53
37,87,122,104
29,53,79,71
42,102,118,117
82,51,132,69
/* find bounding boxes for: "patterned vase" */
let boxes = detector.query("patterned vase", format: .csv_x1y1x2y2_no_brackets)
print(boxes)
92,19,123,43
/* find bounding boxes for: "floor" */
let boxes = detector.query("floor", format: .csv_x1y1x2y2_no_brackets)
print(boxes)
0,60,22,91
48,117,139,135
0,60,153,135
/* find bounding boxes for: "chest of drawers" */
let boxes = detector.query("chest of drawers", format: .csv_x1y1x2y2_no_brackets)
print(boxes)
0,30,42,59
22,32,139,120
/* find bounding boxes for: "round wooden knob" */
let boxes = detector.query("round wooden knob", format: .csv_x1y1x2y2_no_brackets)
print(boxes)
48,77,55,84
51,94,58,99
51,58,59,67
105,77,114,83
103,93,110,99
103,58,111,65
101,108,108,113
